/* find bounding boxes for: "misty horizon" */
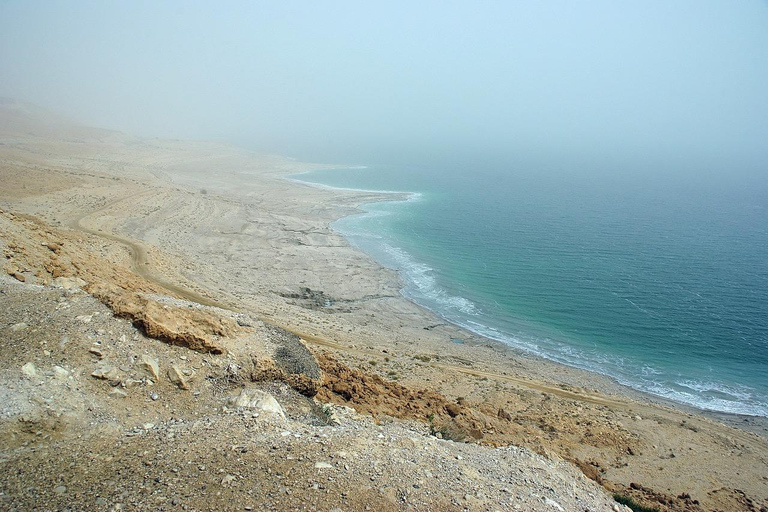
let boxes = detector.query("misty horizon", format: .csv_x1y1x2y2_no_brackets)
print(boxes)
2,1,768,169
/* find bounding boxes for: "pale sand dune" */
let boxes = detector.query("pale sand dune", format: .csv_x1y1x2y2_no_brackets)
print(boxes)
1,102,767,511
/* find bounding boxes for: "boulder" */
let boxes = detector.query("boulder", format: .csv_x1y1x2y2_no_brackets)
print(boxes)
228,389,285,418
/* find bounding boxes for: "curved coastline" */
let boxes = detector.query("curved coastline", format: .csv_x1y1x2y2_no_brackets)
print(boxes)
288,171,768,426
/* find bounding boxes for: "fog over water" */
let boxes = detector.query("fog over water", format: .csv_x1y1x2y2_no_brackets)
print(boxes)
2,1,768,170
3,2,768,415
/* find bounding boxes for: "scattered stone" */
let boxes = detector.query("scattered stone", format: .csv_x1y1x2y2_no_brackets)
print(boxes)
92,365,120,384
10,322,28,332
314,462,333,469
53,365,70,380
141,355,160,381
21,362,37,378
235,314,253,327
45,242,62,253
122,378,144,389
168,365,190,390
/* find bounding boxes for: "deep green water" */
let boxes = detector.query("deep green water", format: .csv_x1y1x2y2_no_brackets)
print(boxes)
296,161,768,416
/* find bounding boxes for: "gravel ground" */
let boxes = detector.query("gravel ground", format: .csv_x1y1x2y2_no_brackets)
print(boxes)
0,275,621,512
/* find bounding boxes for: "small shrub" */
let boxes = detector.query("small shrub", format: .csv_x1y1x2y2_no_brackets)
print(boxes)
613,494,660,512
429,420,468,442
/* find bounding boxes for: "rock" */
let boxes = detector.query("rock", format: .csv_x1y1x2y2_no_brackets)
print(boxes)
45,242,62,253
122,378,143,389
21,362,37,378
10,322,28,332
53,276,87,290
54,485,67,494
445,403,462,417
221,474,236,486
497,408,513,421
228,389,285,418
168,365,190,390
92,365,121,385
141,355,160,381
75,315,92,323
11,272,25,282
150,392,159,401
235,314,253,327
232,391,251,408
545,497,564,510
53,366,70,380
89,347,104,358
109,388,128,398
314,462,333,469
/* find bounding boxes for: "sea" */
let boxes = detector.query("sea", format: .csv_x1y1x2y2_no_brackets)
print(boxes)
294,157,768,417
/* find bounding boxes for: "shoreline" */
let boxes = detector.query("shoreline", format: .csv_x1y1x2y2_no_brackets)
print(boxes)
2,108,767,510
288,171,768,434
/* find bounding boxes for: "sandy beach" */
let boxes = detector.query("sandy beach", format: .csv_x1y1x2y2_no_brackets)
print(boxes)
1,102,767,511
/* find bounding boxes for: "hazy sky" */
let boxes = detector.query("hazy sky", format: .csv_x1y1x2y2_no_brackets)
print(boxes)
2,1,767,166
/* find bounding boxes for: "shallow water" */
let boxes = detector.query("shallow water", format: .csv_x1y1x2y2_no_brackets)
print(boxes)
296,160,768,417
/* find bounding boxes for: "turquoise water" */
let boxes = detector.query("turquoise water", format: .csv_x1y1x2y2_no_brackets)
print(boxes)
295,161,768,417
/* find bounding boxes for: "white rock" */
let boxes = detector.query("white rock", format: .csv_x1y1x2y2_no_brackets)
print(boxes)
21,362,37,377
53,366,70,380
545,498,564,511
53,276,87,290
228,389,285,418
221,474,236,486
10,322,28,332
314,462,333,469
168,365,190,390
141,355,160,381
